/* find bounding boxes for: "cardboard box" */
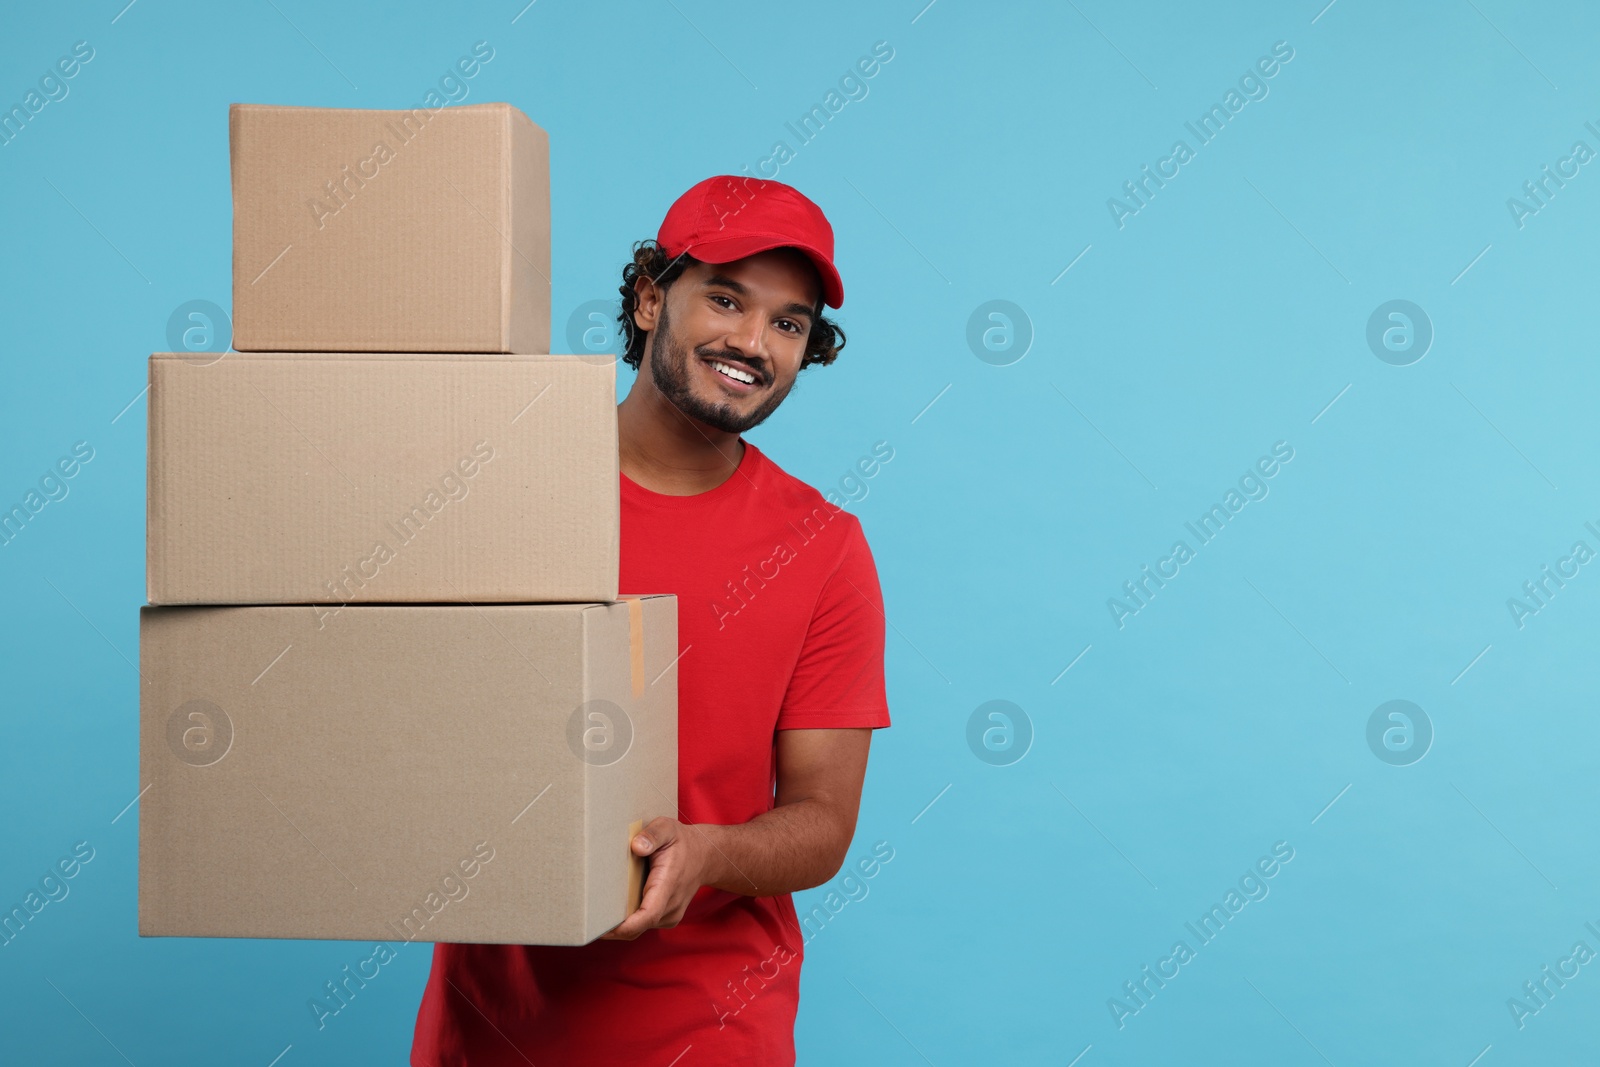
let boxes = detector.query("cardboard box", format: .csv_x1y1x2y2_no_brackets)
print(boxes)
146,351,619,607
139,597,678,945
231,102,550,353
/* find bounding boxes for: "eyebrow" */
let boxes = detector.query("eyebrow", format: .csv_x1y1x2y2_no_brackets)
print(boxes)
702,273,817,323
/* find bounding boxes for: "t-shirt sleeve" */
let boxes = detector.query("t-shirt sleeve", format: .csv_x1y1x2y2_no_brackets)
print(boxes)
776,514,892,730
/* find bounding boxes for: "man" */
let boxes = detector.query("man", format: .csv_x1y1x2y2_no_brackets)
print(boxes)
410,175,892,1065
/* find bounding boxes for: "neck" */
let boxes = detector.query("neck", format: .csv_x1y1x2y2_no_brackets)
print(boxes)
617,371,744,496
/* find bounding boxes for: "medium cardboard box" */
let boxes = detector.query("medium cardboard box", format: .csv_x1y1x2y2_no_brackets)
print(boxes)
231,102,550,353
139,597,678,945
146,351,619,607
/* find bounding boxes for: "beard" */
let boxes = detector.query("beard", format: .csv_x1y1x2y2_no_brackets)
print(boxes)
646,299,794,434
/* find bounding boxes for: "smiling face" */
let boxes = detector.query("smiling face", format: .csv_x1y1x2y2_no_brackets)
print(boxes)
635,248,821,434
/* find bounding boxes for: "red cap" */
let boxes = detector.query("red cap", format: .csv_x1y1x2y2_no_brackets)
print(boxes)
656,175,844,309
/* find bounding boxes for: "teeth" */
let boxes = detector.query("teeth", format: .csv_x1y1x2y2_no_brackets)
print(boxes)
711,360,757,385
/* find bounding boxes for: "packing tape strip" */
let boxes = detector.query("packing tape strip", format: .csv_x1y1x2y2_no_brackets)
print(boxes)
620,596,645,699
626,818,646,913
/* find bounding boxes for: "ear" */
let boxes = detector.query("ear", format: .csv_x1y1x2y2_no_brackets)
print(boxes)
632,275,663,334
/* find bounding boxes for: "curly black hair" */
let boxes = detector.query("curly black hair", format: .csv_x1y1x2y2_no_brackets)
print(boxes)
616,240,845,371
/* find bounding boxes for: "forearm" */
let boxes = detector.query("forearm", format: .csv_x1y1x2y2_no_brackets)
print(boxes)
691,798,851,897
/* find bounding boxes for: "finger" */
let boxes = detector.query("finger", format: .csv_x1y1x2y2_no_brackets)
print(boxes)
600,906,648,939
634,817,677,856
602,864,669,939
601,910,650,940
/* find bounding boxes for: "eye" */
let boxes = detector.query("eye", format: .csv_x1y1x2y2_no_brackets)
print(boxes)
709,293,736,310
775,318,804,335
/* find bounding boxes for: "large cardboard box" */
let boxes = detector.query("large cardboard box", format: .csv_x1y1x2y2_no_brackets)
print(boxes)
146,351,619,607
231,102,550,353
139,597,678,945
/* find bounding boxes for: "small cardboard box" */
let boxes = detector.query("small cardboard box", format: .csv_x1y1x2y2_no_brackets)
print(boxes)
231,102,550,353
138,597,677,945
146,351,619,607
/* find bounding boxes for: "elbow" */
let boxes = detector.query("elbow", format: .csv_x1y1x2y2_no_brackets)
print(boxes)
807,848,850,892
805,818,858,890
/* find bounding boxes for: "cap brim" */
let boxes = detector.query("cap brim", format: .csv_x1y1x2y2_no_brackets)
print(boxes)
682,233,844,309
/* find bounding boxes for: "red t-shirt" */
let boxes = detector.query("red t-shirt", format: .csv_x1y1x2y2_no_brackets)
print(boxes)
410,439,891,1066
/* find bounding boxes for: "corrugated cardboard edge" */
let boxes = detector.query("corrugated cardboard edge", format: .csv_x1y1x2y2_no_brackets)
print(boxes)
506,104,551,354
136,605,147,933
496,103,514,351
144,357,162,604
617,601,648,915
577,596,677,942
227,105,247,349
135,604,159,935
595,360,622,601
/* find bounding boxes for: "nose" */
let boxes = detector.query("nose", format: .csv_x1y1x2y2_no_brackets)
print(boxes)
721,310,770,369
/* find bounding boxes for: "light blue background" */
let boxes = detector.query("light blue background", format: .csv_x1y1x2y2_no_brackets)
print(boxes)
3,1,1598,1063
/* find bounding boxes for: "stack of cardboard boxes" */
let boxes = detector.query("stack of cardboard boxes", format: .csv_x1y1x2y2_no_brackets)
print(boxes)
139,103,677,946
